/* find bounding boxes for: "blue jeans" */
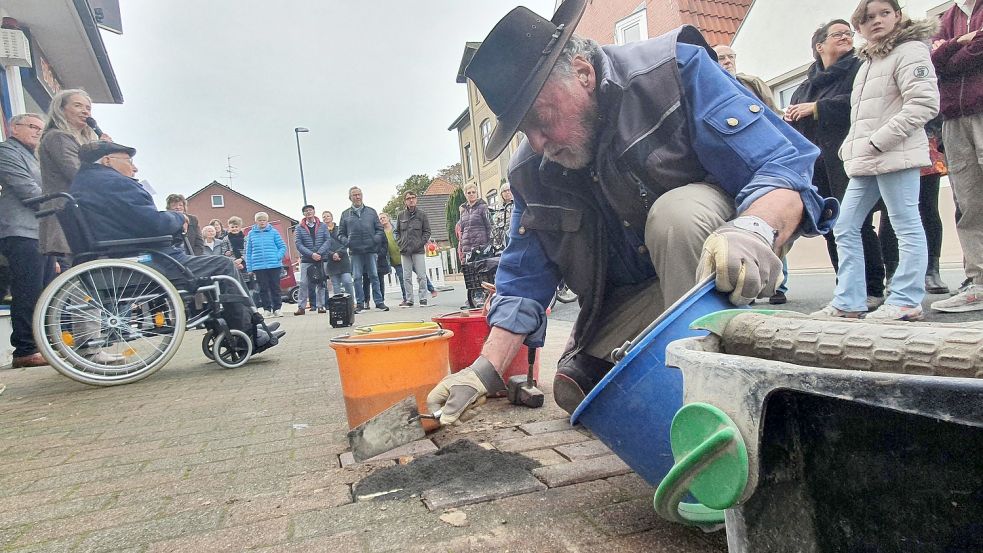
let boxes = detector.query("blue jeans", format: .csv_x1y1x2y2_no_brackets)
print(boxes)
832,169,926,311
393,265,407,301
329,272,356,308
777,257,789,294
350,253,384,306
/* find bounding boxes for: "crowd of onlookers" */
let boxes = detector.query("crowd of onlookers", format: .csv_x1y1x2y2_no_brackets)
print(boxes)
1,0,981,371
714,0,983,322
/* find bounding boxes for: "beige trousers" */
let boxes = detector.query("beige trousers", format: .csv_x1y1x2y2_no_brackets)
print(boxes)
942,115,983,284
583,183,735,361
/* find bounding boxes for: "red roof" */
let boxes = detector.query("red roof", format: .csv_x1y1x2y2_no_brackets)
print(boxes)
677,0,753,46
424,177,457,196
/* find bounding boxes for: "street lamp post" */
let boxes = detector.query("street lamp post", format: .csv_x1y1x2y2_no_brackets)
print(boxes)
294,127,310,205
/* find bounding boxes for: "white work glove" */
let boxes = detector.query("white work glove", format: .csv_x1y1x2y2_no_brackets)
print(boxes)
426,357,506,425
696,220,782,306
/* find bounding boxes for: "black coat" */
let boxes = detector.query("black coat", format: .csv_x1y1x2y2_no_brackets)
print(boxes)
789,52,862,199
324,224,352,276
338,205,383,254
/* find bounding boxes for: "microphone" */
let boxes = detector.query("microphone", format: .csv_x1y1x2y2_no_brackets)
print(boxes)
85,117,104,138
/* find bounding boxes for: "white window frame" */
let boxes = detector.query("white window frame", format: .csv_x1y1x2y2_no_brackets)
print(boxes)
480,119,492,151
615,10,648,45
211,194,225,208
775,77,806,110
463,143,474,180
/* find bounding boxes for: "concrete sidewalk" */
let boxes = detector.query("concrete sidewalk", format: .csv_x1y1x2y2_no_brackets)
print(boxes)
0,295,725,552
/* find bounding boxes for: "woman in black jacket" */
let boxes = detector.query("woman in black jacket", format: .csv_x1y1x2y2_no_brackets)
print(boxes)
785,19,886,304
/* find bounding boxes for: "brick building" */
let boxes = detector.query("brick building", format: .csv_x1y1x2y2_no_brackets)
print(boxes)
574,0,752,46
185,181,300,263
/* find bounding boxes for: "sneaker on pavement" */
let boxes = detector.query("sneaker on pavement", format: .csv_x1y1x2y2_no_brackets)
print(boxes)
399,300,413,307
810,305,863,318
376,304,390,312
865,303,924,321
866,295,885,311
85,350,127,365
354,306,363,314
294,308,305,316
273,310,283,318
953,277,973,296
317,307,326,314
769,291,787,305
932,285,983,313
419,299,428,306
264,309,273,317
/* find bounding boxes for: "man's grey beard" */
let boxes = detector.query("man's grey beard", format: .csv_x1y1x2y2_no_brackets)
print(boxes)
544,103,601,170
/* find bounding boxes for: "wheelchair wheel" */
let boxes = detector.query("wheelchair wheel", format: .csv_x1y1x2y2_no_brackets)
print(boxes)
201,332,216,361
212,329,252,369
33,259,186,386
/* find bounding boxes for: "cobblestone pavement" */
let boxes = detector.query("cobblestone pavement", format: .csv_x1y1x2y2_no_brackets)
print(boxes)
1,289,725,552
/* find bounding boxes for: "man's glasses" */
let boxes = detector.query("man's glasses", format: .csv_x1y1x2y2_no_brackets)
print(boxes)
826,30,855,40
106,156,134,165
14,122,43,132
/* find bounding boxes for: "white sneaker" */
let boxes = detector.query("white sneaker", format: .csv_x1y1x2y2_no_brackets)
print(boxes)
809,305,863,318
85,350,126,365
264,309,273,317
865,303,924,321
931,285,983,313
273,310,283,318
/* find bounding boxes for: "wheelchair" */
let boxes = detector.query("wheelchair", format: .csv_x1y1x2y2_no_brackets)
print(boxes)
29,193,270,386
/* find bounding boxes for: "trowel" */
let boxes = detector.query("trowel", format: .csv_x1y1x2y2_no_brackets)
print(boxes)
347,396,441,462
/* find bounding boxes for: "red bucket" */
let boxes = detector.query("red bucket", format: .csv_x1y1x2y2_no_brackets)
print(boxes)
433,309,540,387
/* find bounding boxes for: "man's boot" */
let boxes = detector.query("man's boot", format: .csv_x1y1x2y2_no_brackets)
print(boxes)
925,257,949,295
552,353,613,414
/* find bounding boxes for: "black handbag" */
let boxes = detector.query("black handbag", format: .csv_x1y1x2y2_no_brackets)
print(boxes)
307,262,327,284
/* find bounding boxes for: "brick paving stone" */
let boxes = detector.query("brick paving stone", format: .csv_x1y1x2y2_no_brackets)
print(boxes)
518,419,573,435
72,508,223,552
518,448,568,466
532,454,631,488
494,429,588,453
555,439,613,461
291,500,430,540
252,531,364,552
0,494,110,532
422,470,547,511
482,479,627,518
13,499,167,548
584,497,662,536
223,486,353,526
145,517,290,552
605,472,656,494
339,439,438,467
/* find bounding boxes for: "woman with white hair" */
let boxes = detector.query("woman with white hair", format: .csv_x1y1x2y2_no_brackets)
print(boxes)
38,89,107,263
458,183,492,262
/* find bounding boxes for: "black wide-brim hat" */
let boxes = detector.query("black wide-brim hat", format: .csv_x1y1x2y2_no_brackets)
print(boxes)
464,0,588,161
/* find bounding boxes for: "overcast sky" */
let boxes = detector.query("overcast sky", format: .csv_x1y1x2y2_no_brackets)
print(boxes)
94,1,555,219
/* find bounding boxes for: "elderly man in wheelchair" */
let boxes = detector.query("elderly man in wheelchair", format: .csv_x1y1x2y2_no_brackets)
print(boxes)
29,141,284,386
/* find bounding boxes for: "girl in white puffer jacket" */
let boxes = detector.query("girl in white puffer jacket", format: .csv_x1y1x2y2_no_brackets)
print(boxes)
814,0,939,321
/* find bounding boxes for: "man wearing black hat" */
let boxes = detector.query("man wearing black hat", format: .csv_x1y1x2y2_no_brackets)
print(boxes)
69,141,284,352
427,0,837,424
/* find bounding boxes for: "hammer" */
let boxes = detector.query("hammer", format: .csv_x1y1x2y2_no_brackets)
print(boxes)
507,347,544,408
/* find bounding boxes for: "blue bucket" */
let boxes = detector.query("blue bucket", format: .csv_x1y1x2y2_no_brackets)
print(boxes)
570,277,743,486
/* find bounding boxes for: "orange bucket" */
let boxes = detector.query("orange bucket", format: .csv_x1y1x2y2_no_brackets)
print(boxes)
329,328,453,432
